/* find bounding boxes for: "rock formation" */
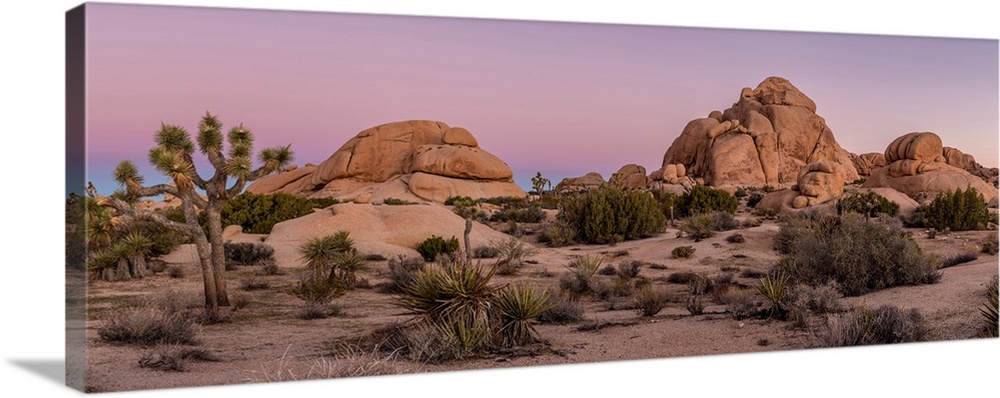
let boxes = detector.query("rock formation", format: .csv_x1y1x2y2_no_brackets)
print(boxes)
861,132,998,203
655,77,859,191
246,120,525,203
757,161,846,212
608,164,650,189
554,172,606,193
850,152,887,177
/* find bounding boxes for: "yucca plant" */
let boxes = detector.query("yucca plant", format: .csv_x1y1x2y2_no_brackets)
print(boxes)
493,284,552,347
335,251,367,289
299,231,357,286
566,254,603,278
758,273,791,319
397,261,498,324
983,275,999,338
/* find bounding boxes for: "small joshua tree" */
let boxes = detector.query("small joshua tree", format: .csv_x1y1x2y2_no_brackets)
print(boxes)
93,112,292,316
531,172,551,197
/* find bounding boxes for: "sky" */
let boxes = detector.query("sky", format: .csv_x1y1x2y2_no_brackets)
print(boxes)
81,3,998,195
3,2,1000,398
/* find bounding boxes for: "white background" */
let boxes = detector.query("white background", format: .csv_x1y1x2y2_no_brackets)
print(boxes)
1,1,997,397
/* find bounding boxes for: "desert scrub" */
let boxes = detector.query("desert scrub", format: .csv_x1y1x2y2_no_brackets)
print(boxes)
138,346,218,372
472,245,500,259
982,232,999,255
537,293,585,324
381,197,417,205
746,192,765,208
676,184,738,217
381,256,426,293
816,305,927,347
616,260,642,280
557,185,665,244
634,285,670,317
537,221,578,247
416,235,460,262
493,283,553,347
98,297,198,345
223,242,275,269
721,288,760,320
559,255,603,298
221,192,337,234
489,204,545,223
726,233,745,243
774,212,939,296
685,296,705,315
835,191,899,218
679,213,715,241
490,237,539,275
671,245,696,259
757,273,792,319
982,275,999,337
910,187,991,231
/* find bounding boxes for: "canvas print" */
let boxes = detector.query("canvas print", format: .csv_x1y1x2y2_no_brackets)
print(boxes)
65,2,999,393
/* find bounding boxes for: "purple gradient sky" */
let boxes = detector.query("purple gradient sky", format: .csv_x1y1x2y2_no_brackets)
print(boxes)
84,3,998,194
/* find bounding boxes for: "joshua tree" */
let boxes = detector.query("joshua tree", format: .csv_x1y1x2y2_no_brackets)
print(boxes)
531,172,551,197
92,112,292,316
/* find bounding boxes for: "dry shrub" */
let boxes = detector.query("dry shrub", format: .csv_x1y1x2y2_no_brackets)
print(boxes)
939,249,979,268
98,297,198,345
981,232,999,255
817,305,927,347
537,294,584,324
634,285,670,317
138,346,218,372
722,288,760,320
616,260,642,280
671,245,696,259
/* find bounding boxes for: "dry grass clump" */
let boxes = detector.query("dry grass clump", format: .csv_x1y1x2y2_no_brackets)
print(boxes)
537,294,584,324
720,288,761,320
250,346,403,382
939,249,979,268
725,233,745,244
671,245,696,259
98,296,198,345
634,285,670,317
982,232,999,255
816,305,927,347
491,237,539,275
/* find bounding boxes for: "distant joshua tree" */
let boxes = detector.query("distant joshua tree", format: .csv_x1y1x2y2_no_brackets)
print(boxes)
531,172,551,196
91,112,292,316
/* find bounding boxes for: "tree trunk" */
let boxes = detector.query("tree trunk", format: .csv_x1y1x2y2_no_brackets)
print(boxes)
192,233,218,315
207,205,230,307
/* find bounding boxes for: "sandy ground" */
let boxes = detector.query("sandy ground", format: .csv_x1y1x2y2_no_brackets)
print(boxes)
78,215,999,392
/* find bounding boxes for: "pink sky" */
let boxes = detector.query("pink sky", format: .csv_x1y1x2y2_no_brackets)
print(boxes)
83,3,999,193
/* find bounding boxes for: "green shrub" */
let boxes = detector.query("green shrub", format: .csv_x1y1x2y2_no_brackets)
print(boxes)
679,214,715,241
676,185,737,217
490,205,545,223
651,190,681,224
223,242,275,269
912,187,991,231
757,273,792,319
747,192,765,208
835,191,899,218
817,305,927,347
558,185,665,244
444,196,476,206
671,245,696,259
221,192,336,234
538,221,578,247
493,284,552,347
416,235,460,262
775,213,939,296
382,197,416,206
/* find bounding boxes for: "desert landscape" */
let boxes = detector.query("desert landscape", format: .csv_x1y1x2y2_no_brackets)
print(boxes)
67,76,999,392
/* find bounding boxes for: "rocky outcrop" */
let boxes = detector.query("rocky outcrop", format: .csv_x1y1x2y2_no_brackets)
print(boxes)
757,161,845,212
861,132,998,204
609,164,649,189
655,77,859,191
554,172,605,193
850,152,887,178
246,121,525,203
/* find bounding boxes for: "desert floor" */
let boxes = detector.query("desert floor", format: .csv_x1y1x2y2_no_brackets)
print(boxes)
75,209,999,393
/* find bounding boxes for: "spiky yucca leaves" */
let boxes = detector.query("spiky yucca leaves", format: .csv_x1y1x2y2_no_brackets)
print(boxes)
299,231,360,288
398,262,498,323
113,161,145,195
566,254,603,278
335,251,367,289
493,284,552,347
757,273,791,319
983,275,999,338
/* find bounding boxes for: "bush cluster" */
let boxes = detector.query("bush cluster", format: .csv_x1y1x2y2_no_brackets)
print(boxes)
775,212,939,296
223,242,275,269
675,185,738,217
416,235,460,262
221,192,338,234
558,185,665,244
835,191,899,218
908,187,991,231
